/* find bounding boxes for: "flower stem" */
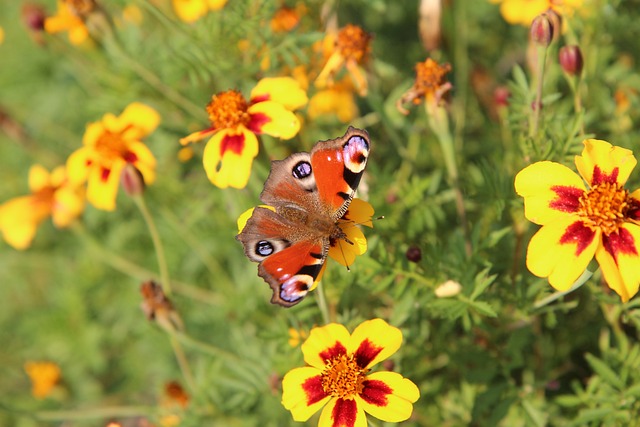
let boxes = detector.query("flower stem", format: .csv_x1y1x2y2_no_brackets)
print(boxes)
529,45,548,141
315,280,331,325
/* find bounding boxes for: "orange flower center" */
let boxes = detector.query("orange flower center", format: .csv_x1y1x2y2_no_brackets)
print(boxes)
206,90,251,129
578,182,631,235
95,129,131,163
336,24,372,63
64,0,96,16
321,354,367,399
412,58,452,104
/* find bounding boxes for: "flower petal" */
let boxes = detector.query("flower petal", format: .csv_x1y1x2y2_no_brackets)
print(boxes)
250,77,308,110
515,161,585,225
28,165,51,192
127,141,157,185
282,367,330,421
0,196,40,250
247,101,300,139
86,159,125,211
206,0,227,10
357,371,419,422
574,139,637,186
342,199,374,227
52,186,85,228
117,103,161,138
172,0,208,23
499,0,547,25
202,127,258,189
595,224,640,302
328,226,366,266
301,323,351,370
66,147,92,186
348,319,402,370
318,397,367,427
526,217,600,291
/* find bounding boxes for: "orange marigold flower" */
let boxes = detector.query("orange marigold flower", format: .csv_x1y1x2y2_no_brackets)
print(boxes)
172,0,227,23
270,4,306,33
316,24,373,97
282,319,420,426
397,57,452,115
165,381,189,408
24,361,61,399
180,77,307,189
515,139,640,302
490,0,582,26
0,165,85,250
66,103,160,211
44,0,95,45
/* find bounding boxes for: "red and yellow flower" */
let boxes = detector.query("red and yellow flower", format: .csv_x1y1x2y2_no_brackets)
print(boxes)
44,0,95,45
282,318,420,427
515,139,640,302
489,0,582,26
0,165,85,250
67,103,160,211
172,0,227,23
180,77,307,189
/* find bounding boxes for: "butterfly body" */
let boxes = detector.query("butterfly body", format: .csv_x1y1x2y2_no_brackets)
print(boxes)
237,127,370,307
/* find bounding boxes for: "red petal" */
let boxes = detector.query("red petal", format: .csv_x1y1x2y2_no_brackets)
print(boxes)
591,165,619,186
319,342,347,363
220,133,245,156
250,94,270,104
602,227,638,265
330,398,358,427
359,379,392,406
559,221,597,256
353,339,384,369
246,112,271,134
124,151,138,163
628,199,640,221
549,185,583,213
301,374,328,406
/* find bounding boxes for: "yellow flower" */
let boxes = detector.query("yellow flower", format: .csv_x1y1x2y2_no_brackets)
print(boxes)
24,361,61,399
44,0,95,45
490,0,583,26
397,58,452,115
67,103,160,211
515,139,640,302
288,327,309,348
0,165,85,250
308,78,359,123
172,0,227,23
282,319,420,426
180,77,307,189
316,24,373,97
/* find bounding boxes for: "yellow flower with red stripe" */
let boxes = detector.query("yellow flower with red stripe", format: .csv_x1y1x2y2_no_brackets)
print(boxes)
44,0,95,45
181,77,307,189
515,139,640,302
0,165,85,250
282,318,419,427
67,103,160,211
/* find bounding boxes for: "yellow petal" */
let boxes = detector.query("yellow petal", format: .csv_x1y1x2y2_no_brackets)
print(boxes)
66,147,91,186
348,319,402,370
236,205,275,233
328,226,366,266
316,53,345,89
281,367,330,421
526,217,600,291
308,87,358,123
28,164,51,192
0,196,40,250
206,0,227,10
342,198,374,227
118,103,161,138
595,224,640,302
247,102,300,139
68,24,89,45
499,0,547,25
86,160,125,211
52,186,85,228
357,371,419,422
574,139,637,187
203,128,258,189
301,323,351,370
127,141,157,185
250,77,308,110
172,0,208,23
514,161,585,226
49,166,67,187
318,397,367,427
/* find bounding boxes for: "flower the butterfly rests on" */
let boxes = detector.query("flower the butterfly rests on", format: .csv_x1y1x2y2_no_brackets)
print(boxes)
515,139,640,302
281,318,420,426
236,127,373,307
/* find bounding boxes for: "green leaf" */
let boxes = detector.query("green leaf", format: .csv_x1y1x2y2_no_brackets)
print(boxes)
585,353,625,390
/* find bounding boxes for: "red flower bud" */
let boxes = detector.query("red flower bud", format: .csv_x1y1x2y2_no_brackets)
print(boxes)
530,13,554,47
21,4,46,32
120,164,145,197
559,45,584,76
494,86,511,107
406,246,422,263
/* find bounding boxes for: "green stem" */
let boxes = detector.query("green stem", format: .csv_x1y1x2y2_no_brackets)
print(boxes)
133,195,172,296
533,269,592,309
175,331,238,361
170,334,195,390
315,280,331,325
529,45,548,141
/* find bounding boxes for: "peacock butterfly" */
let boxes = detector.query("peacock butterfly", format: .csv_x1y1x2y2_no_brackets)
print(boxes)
236,127,370,307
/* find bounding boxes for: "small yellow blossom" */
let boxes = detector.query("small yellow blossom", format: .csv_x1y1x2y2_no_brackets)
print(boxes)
24,361,61,399
44,0,95,45
172,0,227,23
490,0,583,26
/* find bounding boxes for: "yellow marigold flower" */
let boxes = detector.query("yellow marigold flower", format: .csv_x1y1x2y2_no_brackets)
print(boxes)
172,0,227,23
515,139,640,302
180,77,307,189
0,165,85,250
67,103,160,211
24,361,61,399
316,24,373,97
308,78,359,123
289,327,310,348
397,58,452,115
44,0,95,45
490,0,582,26
282,319,420,426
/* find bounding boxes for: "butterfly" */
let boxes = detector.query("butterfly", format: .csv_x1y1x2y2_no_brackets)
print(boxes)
236,127,371,307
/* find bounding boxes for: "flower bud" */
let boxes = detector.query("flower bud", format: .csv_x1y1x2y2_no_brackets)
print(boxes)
120,164,145,197
434,280,462,298
494,86,510,108
559,45,584,76
530,13,554,47
22,4,46,32
405,245,422,263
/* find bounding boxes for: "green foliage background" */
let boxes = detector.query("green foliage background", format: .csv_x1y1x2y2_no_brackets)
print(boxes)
2,0,640,426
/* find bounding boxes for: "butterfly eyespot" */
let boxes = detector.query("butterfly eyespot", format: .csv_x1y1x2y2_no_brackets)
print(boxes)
292,161,312,179
255,240,274,256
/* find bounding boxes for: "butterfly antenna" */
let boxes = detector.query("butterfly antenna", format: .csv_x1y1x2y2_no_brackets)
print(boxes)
337,240,351,272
